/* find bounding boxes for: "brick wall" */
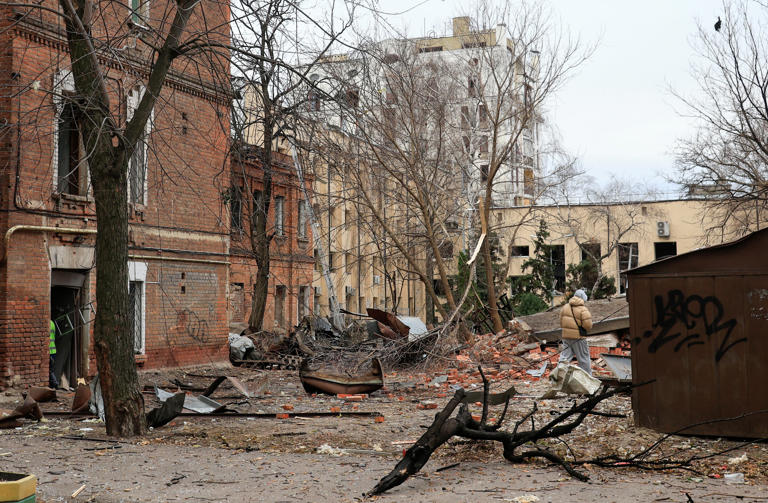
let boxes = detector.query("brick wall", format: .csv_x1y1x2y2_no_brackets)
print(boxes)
0,1,232,387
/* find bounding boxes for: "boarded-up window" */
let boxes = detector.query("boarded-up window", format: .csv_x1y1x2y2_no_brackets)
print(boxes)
275,285,286,328
229,282,244,322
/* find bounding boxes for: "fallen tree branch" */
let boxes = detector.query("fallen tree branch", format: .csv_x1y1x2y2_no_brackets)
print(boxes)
367,367,635,496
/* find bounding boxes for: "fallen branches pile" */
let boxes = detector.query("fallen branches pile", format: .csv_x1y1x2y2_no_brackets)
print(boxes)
368,366,633,496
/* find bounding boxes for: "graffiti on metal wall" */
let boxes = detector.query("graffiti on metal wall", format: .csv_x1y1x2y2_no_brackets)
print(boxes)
634,289,744,362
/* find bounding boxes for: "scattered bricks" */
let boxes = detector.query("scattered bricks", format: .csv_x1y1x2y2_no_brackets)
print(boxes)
590,346,609,359
338,393,367,401
282,404,294,411
436,393,447,398
471,414,482,422
474,401,482,407
276,413,291,419
330,406,341,413
418,401,438,410
398,396,405,401
374,416,385,423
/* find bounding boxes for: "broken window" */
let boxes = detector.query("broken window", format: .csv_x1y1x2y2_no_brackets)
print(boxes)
127,85,151,205
479,136,488,155
654,241,677,260
580,243,601,288
480,164,489,182
274,195,284,236
543,244,566,292
229,187,243,233
468,77,477,97
618,242,639,294
275,285,286,328
438,241,454,259
131,0,149,25
298,286,310,321
509,245,529,257
56,98,88,196
298,200,308,239
307,89,321,111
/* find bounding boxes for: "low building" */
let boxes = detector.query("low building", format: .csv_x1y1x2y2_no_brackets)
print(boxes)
499,199,716,295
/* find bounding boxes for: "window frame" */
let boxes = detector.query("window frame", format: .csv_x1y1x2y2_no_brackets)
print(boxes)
52,70,90,197
274,195,285,236
126,85,151,206
128,261,147,355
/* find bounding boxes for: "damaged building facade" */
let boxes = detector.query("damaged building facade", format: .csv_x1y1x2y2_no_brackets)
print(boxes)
0,1,233,387
228,147,315,331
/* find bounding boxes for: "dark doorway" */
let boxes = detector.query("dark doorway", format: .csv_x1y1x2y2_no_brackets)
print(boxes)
51,270,87,388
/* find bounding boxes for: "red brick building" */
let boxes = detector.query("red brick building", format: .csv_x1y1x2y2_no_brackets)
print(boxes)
228,147,315,332
0,1,232,387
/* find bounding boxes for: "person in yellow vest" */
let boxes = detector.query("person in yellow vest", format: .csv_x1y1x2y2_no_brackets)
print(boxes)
49,319,59,389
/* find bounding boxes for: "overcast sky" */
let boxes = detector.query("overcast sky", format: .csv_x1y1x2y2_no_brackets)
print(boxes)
377,0,726,195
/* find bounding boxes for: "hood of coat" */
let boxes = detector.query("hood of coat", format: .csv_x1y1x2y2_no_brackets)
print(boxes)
568,296,586,308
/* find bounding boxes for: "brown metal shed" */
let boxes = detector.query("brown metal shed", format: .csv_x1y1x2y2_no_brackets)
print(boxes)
627,228,768,438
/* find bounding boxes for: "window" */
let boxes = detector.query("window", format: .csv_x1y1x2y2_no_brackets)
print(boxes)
298,200,308,239
127,86,150,205
274,196,284,236
229,187,243,233
509,245,529,257
128,261,147,354
543,244,566,291
56,99,87,195
53,71,89,197
468,77,477,97
462,136,470,153
438,241,454,259
274,285,286,328
654,241,677,260
345,253,354,274
480,164,489,182
307,89,321,111
523,168,534,196
460,105,474,129
580,243,601,288
618,242,639,294
298,286,310,322
418,46,443,53
479,136,488,155
479,104,489,126
313,249,322,271
131,0,149,26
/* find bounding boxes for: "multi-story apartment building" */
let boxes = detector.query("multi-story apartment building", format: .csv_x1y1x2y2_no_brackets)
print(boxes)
0,0,232,387
301,16,542,321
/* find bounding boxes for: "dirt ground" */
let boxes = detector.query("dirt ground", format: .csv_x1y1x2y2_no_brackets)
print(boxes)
2,363,768,502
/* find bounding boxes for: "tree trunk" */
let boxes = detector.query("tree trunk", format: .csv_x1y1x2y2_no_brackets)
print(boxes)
481,196,503,333
91,154,146,436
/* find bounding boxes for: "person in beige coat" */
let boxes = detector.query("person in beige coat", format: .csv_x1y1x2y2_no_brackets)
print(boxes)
559,289,594,375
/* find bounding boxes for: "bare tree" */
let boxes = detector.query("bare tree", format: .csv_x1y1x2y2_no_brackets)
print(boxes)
543,176,660,295
229,0,355,332
448,2,592,332
675,0,768,242
308,37,466,328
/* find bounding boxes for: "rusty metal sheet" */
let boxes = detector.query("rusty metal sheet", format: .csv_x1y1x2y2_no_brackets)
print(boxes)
299,358,383,395
28,387,56,403
72,384,91,413
366,308,409,338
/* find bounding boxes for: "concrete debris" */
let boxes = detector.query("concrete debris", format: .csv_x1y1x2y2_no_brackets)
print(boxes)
316,444,347,457
729,453,748,465
544,363,601,396
88,374,105,422
228,333,256,361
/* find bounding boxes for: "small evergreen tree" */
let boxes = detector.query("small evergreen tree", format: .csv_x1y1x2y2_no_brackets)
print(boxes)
508,220,554,315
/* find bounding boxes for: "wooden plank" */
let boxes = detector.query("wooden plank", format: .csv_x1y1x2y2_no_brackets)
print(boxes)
629,276,657,429
742,276,768,436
